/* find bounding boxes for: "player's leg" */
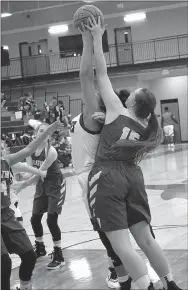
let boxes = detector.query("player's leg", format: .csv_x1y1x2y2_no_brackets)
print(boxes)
2,213,37,290
79,171,122,289
98,231,132,290
1,235,12,290
31,193,47,258
128,167,182,290
46,176,66,269
88,167,154,290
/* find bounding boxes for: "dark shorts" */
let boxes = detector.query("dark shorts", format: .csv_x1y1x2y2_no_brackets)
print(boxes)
1,208,32,256
88,162,151,232
32,175,66,215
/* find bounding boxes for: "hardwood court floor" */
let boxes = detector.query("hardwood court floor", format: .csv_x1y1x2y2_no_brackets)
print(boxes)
10,144,188,289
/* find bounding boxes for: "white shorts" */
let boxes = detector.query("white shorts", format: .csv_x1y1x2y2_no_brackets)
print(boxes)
163,125,174,136
77,171,91,217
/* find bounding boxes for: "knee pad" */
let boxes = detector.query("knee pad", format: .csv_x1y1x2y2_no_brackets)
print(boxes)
47,213,61,241
30,214,43,237
19,250,37,281
47,213,58,228
30,214,42,227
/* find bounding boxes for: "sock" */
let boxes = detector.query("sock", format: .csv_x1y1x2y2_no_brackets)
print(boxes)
20,279,32,290
118,274,130,283
135,275,151,289
36,236,43,243
161,273,173,289
53,240,61,248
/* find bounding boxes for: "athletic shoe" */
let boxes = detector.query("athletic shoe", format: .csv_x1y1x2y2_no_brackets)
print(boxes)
166,281,182,290
46,247,65,270
33,241,47,258
106,267,120,289
119,277,132,290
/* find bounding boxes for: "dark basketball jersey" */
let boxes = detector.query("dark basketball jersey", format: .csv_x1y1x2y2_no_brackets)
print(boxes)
1,159,13,209
95,115,146,163
31,146,62,181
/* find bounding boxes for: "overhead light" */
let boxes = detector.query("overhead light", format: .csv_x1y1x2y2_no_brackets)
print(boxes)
124,12,146,22
48,24,68,34
1,12,12,18
3,46,9,50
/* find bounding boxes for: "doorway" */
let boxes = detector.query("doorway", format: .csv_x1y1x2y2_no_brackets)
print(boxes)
160,99,181,143
114,27,133,65
19,39,50,77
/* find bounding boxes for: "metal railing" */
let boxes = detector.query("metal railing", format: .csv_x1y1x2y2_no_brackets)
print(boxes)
1,34,188,80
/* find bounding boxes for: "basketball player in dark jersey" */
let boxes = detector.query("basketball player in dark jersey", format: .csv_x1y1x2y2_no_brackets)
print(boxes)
86,16,181,290
16,122,66,270
1,120,64,290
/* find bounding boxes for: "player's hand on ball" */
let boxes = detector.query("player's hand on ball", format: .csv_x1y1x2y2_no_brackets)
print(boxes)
92,112,105,124
78,22,91,39
85,15,106,37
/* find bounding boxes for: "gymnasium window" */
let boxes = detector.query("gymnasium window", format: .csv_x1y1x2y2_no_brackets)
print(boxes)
59,31,109,58
1,46,10,66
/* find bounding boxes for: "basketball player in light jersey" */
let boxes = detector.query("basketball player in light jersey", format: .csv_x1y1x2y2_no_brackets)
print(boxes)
1,120,63,290
16,122,66,270
70,23,135,289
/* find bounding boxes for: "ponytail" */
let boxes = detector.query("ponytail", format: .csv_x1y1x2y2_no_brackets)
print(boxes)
135,112,163,163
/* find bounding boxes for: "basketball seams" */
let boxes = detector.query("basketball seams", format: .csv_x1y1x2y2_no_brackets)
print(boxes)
73,5,104,29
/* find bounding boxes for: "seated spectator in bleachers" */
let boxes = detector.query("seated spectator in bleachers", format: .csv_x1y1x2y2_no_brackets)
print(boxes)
1,93,6,108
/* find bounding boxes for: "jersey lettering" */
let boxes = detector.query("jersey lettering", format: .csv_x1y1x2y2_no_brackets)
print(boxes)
32,159,43,168
120,128,139,141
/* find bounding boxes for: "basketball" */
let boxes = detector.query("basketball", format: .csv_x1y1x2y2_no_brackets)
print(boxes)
73,5,104,30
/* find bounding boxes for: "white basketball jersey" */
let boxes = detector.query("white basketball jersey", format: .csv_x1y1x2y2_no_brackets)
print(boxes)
70,114,100,174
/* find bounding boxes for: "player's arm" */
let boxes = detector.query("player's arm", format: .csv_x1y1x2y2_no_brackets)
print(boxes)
15,146,57,193
171,114,178,124
3,121,65,167
86,16,126,124
79,23,101,131
11,162,46,179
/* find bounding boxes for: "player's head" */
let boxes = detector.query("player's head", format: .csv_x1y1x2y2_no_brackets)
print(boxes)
126,88,156,119
164,106,168,111
97,89,131,113
114,89,131,108
127,88,161,162
52,97,57,106
36,122,50,145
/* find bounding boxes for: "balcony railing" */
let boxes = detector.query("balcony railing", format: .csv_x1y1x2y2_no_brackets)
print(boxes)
1,34,188,80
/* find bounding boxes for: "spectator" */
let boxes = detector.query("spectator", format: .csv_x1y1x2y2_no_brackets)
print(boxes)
161,106,178,148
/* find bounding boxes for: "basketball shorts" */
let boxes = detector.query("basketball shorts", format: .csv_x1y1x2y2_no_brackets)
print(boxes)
32,175,66,215
163,125,174,136
77,170,91,217
1,207,32,256
87,162,151,232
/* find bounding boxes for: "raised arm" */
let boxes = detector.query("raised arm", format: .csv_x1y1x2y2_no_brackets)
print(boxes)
4,121,64,167
86,16,125,124
79,23,101,131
